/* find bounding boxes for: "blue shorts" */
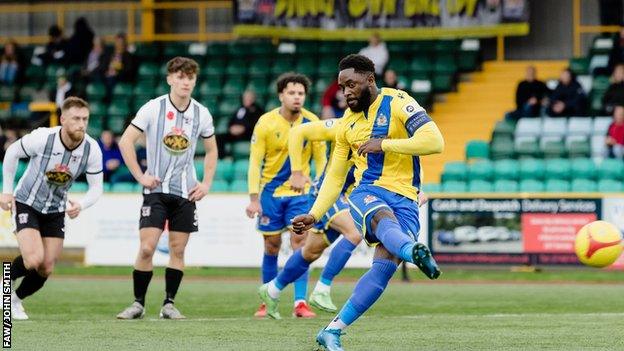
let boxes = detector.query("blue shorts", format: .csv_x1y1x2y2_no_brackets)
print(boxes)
258,191,310,235
347,184,420,246
309,191,350,245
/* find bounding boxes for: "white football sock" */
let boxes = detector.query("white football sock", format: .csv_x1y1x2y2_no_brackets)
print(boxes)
267,280,281,299
326,317,348,331
294,299,306,307
314,280,331,294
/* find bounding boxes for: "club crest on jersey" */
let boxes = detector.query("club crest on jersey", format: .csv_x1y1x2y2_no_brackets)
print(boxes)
45,164,73,186
376,114,388,127
363,195,378,205
163,127,190,155
260,216,270,225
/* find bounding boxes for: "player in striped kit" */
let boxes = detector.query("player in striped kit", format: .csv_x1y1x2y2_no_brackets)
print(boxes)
0,97,104,320
116,57,217,320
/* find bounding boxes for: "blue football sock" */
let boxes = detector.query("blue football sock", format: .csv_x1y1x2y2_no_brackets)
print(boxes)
320,238,357,285
336,258,398,326
261,253,278,284
293,268,309,302
274,249,310,290
375,217,415,263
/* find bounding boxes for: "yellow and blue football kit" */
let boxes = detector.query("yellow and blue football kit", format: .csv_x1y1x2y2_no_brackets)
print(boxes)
289,118,355,244
248,108,326,235
309,88,444,245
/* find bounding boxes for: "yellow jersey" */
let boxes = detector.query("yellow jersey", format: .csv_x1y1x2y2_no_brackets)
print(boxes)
248,108,326,197
309,88,444,220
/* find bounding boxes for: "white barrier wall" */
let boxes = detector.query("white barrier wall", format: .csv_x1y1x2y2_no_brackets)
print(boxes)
0,194,429,268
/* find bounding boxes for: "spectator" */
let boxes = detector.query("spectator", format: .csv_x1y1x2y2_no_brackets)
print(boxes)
0,40,24,85
603,64,624,114
98,130,124,182
321,80,346,119
38,25,68,66
608,27,624,74
511,65,549,119
606,105,624,159
104,33,136,102
547,68,587,117
358,33,389,76
49,73,74,110
82,37,107,82
383,69,406,90
66,17,95,66
217,90,263,158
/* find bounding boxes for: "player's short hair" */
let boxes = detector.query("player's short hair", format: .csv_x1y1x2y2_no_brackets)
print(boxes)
339,54,375,75
166,56,199,77
276,72,311,94
61,96,89,112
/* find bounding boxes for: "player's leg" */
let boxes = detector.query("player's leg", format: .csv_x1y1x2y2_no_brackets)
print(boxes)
310,210,361,312
317,245,399,350
255,233,282,318
287,194,315,317
160,230,189,319
11,228,44,320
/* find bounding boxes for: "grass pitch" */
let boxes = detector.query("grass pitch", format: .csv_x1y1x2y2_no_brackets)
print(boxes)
9,267,624,351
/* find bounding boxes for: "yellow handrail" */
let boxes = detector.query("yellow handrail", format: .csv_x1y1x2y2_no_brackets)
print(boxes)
573,0,621,57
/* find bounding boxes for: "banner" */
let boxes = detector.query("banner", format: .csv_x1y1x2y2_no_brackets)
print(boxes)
428,198,601,265
235,0,529,39
602,198,624,270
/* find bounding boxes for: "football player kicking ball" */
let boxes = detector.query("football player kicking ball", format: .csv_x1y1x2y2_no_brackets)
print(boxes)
116,57,217,320
0,97,104,320
292,55,444,351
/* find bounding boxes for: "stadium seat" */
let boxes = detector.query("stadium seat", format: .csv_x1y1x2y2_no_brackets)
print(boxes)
138,63,159,81
566,136,591,158
519,158,545,180
515,136,540,158
134,43,159,61
597,179,623,192
222,80,246,98
271,57,295,76
110,182,138,193
387,58,410,74
205,42,227,58
69,182,89,193
194,139,205,156
410,57,433,75
134,81,156,101
544,179,570,192
421,183,441,192
112,83,133,103
571,178,597,192
465,140,489,160
218,99,240,118
194,160,205,180
214,117,229,135
592,116,612,135
591,135,607,157
247,78,269,97
540,136,566,158
468,180,493,192
87,115,104,137
441,180,466,192
248,59,270,78
493,179,518,192
108,101,130,118
544,158,571,180
569,57,589,75
567,117,592,136
589,54,609,73
442,162,467,181
570,158,596,180
229,180,248,192
433,54,457,74
493,159,519,180
295,58,317,78
15,161,28,180
215,159,234,182
211,180,229,192
541,118,567,137
86,83,107,101
467,160,493,180
199,81,221,99
492,120,515,138
519,179,545,192
432,74,453,92
489,138,515,160
232,141,251,160
515,118,541,138
597,158,624,180
163,42,188,59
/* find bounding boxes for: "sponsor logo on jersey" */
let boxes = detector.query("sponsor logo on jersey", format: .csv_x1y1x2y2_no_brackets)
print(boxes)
17,213,28,224
162,127,190,155
141,206,151,217
363,195,378,205
45,164,73,186
324,120,334,128
402,102,420,116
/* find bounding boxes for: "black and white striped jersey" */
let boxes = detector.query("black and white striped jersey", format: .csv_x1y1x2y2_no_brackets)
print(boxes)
14,127,103,214
130,94,215,199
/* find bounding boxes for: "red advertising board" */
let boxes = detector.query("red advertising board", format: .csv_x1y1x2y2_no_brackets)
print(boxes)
522,213,597,253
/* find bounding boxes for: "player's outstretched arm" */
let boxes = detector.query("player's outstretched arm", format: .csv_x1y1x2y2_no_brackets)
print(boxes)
119,126,160,189
246,123,265,218
381,121,444,156
0,140,28,211
189,135,217,202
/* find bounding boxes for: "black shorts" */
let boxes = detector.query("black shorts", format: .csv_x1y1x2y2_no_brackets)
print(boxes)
139,193,198,233
14,202,65,239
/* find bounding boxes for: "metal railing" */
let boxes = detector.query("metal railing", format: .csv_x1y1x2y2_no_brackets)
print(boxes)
573,0,621,57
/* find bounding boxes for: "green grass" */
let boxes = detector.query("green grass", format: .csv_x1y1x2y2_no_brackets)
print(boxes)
10,273,624,350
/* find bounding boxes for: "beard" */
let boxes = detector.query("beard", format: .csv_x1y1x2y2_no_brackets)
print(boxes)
68,129,85,143
349,87,372,113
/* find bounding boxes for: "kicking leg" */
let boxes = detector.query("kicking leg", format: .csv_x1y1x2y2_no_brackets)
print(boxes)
289,230,313,315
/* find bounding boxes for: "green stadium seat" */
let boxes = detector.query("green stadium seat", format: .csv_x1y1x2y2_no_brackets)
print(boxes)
223,80,246,98
319,41,342,55
569,57,589,75
411,41,436,53
194,159,205,180
544,158,571,180
493,120,515,137
442,162,467,181
86,83,106,101
468,180,493,192
45,64,64,82
592,75,611,91
108,115,127,134
199,81,221,99
387,58,410,74
489,140,515,160
233,160,249,180
229,180,248,193
214,117,229,135
493,159,519,180
570,158,596,180
203,60,227,80
69,182,89,193
598,158,624,180
597,179,623,192
205,42,227,58
421,183,441,192
87,114,104,136
519,179,545,193
544,179,570,192
250,41,274,57
232,141,251,160
225,60,248,77
16,161,28,180
295,58,317,78
134,44,159,61
194,139,205,156
465,140,489,160
108,101,130,118
571,178,597,192
434,40,459,53
493,179,518,192
271,57,295,75
155,83,170,96
318,59,340,76
134,81,156,100
433,54,457,74
25,65,45,81
218,99,240,118
138,63,159,80
248,59,271,78
519,159,545,180
227,42,253,57
265,99,281,111
467,160,493,180
515,137,540,158
432,74,453,92
441,180,466,193
163,42,188,59
566,137,591,158
541,137,566,158
295,41,319,56
215,159,234,182
210,180,229,192
112,83,133,102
